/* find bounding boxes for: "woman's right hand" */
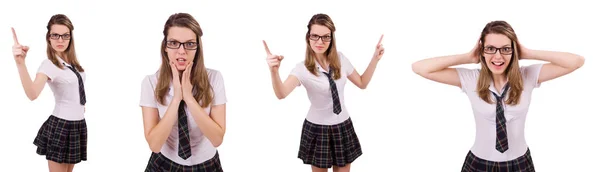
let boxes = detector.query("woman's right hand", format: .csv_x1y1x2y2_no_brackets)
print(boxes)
12,28,29,65
169,61,183,101
263,40,284,72
467,39,482,64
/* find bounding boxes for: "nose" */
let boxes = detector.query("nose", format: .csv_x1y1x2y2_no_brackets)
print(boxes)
492,50,503,59
57,37,65,43
177,45,187,54
316,38,325,45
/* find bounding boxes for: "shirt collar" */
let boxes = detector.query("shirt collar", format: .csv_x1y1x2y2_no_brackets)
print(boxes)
314,60,329,73
56,55,71,67
489,81,510,95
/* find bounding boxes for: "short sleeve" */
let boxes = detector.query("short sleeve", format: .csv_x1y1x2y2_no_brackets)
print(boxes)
289,62,304,86
140,75,158,108
339,52,355,76
456,67,479,92
520,64,544,88
210,70,227,106
37,59,58,80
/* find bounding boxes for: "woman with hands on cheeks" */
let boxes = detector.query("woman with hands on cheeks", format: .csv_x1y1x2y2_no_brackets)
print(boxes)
412,20,584,172
140,13,227,172
264,13,384,172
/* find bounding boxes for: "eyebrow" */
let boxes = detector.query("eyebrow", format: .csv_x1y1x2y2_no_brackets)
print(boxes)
485,44,511,47
310,33,331,36
50,32,70,35
167,38,196,42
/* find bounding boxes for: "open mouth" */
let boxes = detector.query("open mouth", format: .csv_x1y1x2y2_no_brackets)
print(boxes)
176,58,187,66
491,61,505,66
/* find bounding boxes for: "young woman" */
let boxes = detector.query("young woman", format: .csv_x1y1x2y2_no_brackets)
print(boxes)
263,13,384,172
13,14,87,172
412,20,585,171
140,13,227,172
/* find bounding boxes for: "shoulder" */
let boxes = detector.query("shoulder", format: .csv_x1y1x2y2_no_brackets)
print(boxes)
519,64,544,75
206,68,222,77
456,67,480,77
206,68,224,83
142,71,159,86
40,59,58,69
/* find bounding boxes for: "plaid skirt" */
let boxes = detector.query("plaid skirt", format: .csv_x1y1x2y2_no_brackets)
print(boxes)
33,115,87,164
145,151,223,172
297,117,363,168
461,149,535,172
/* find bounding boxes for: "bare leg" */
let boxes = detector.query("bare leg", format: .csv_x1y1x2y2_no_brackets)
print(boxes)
312,165,329,172
67,164,75,172
48,160,68,172
332,163,351,172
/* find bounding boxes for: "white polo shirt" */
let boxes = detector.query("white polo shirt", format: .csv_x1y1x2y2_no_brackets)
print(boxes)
36,57,86,121
456,64,543,162
290,51,355,125
139,68,227,165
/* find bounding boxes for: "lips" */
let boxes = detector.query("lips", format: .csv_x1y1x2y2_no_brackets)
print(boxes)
491,61,505,66
176,58,187,66
57,45,64,48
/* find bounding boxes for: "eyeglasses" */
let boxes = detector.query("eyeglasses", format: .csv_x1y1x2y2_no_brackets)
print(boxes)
49,33,71,40
308,34,332,42
166,41,198,50
483,46,513,55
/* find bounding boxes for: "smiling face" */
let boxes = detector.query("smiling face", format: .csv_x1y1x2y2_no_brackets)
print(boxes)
48,24,71,53
308,24,332,55
165,26,198,71
482,33,514,75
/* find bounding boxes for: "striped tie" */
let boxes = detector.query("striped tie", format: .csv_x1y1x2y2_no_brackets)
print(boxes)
177,100,192,159
322,68,341,115
64,64,86,105
493,85,510,153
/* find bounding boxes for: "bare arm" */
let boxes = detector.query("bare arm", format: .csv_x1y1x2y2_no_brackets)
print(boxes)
16,64,48,101
348,34,384,89
270,70,300,99
412,40,480,87
141,62,186,153
12,28,46,100
521,48,585,84
141,100,181,153
185,99,226,147
263,40,299,99
347,58,380,89
411,53,476,88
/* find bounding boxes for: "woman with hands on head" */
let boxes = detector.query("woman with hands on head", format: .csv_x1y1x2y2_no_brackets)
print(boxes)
13,14,88,172
264,13,384,172
412,20,584,172
139,13,227,172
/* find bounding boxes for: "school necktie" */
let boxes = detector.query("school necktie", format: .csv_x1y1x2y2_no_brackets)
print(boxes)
322,68,342,115
493,85,510,153
64,64,86,105
177,100,192,159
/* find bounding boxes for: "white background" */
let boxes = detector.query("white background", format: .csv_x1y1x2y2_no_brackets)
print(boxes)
0,0,598,171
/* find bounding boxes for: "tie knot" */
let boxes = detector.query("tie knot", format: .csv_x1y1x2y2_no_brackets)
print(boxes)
322,68,333,78
492,84,510,100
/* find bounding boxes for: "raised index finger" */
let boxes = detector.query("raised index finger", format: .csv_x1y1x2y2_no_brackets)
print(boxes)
262,40,272,55
377,34,384,45
11,27,19,45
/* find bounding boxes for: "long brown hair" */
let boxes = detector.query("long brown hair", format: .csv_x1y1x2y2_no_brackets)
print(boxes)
46,14,83,72
475,21,523,105
304,13,342,80
155,13,213,108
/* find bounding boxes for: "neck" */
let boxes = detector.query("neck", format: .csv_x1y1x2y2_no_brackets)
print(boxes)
57,54,69,64
316,53,326,60
492,74,508,86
